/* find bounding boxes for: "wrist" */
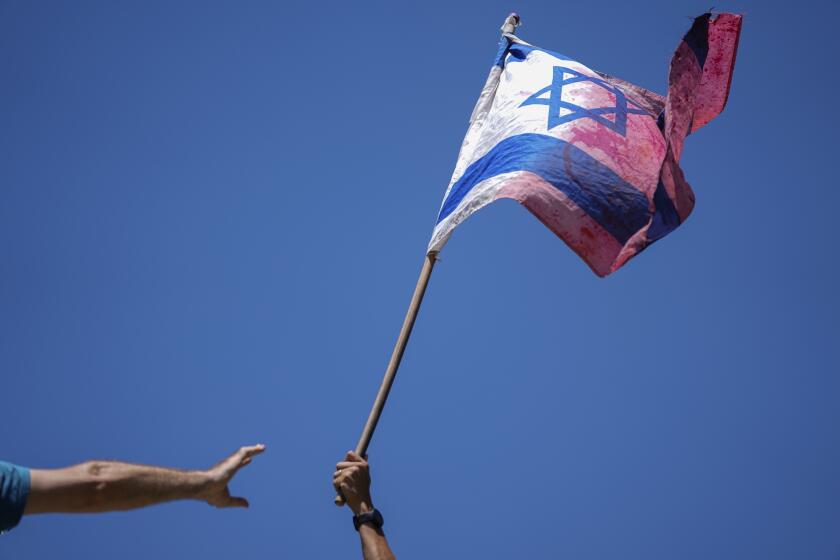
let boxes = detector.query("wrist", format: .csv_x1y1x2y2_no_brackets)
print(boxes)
352,507,384,533
350,498,374,516
190,470,215,500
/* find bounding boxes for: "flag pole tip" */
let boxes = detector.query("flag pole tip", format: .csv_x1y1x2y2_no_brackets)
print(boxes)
501,13,520,34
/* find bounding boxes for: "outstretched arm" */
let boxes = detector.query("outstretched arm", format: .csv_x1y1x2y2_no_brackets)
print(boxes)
24,444,265,515
334,452,396,560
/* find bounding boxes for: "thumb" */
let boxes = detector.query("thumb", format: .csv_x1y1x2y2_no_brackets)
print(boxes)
225,496,250,508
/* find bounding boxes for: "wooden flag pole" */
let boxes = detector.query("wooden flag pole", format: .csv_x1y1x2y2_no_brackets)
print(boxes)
335,13,520,505
335,251,437,506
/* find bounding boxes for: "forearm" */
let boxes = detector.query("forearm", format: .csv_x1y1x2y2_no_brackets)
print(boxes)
359,525,396,560
25,461,209,514
354,500,395,560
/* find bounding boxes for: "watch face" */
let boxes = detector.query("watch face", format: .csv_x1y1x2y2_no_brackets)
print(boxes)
354,509,384,531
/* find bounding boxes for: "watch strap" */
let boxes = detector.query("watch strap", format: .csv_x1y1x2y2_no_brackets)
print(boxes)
353,508,384,532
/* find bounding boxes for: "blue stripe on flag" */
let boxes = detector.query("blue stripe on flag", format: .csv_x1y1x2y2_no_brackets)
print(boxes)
646,179,681,242
683,13,710,68
436,133,650,245
493,36,512,67
507,43,573,64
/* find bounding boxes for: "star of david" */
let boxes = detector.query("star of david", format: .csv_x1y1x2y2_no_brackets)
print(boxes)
520,66,648,136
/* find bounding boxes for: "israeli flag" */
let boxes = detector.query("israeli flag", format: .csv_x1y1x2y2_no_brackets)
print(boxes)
428,13,742,276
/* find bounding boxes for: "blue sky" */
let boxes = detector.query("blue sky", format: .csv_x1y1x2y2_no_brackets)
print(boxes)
1,1,838,558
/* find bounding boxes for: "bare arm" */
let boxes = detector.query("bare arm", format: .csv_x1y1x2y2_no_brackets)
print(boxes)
24,444,265,515
334,452,396,560
357,522,396,560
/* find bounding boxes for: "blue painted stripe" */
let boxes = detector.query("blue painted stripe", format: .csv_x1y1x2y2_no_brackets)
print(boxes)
493,36,512,68
646,179,681,242
683,13,710,68
437,133,650,245
507,43,573,64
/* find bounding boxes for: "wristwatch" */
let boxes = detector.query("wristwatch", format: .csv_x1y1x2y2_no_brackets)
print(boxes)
353,508,384,531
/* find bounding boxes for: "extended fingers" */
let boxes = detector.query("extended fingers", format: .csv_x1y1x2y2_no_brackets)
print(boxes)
229,444,266,469
209,444,266,483
238,444,266,460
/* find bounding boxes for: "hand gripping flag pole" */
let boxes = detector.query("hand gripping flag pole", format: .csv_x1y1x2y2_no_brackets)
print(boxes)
334,13,522,508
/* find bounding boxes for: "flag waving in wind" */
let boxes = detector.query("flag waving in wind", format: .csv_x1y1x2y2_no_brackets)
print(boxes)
429,13,742,276
337,13,744,481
